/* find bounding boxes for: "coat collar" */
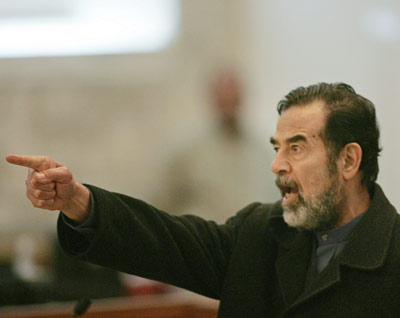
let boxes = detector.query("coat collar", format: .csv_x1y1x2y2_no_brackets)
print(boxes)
268,183,398,310
337,183,397,269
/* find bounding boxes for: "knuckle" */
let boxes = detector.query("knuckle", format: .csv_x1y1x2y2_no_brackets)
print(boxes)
31,177,39,187
34,199,55,210
33,189,41,199
26,192,42,207
35,199,46,208
32,172,44,183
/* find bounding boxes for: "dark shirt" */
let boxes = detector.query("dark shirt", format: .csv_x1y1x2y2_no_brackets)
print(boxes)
313,211,366,273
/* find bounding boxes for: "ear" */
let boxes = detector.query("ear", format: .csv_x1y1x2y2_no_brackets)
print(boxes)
339,142,363,181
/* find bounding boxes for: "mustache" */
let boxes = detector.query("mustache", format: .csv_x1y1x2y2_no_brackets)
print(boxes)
275,177,299,191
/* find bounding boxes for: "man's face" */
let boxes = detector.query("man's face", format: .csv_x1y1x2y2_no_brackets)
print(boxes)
270,101,343,231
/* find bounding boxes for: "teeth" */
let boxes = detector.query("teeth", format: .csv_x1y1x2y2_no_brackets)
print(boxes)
284,191,298,199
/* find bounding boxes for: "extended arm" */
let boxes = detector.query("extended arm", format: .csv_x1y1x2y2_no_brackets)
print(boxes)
6,154,241,299
58,184,238,299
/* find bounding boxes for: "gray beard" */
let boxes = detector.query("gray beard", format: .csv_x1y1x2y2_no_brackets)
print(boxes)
282,177,343,231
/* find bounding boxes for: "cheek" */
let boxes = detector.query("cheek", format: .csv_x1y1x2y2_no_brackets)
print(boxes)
297,166,329,194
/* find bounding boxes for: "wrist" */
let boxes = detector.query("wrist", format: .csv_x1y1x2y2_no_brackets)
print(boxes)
64,182,91,224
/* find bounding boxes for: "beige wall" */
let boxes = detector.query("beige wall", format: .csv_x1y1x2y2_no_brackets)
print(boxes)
1,0,399,238
0,1,249,234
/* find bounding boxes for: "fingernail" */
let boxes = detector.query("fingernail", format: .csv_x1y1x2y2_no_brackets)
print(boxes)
37,173,46,180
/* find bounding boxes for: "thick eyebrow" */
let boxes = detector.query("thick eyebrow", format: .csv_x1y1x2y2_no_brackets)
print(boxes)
269,134,307,146
286,134,307,144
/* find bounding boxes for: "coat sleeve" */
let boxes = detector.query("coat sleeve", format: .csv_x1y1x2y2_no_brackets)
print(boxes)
57,184,261,299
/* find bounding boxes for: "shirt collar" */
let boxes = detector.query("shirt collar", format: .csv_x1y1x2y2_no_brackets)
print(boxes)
314,211,366,246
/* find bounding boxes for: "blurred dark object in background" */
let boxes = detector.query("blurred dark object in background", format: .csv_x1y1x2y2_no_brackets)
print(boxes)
0,236,125,306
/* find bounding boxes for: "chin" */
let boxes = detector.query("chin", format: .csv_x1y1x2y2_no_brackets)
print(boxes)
282,206,310,230
283,204,339,231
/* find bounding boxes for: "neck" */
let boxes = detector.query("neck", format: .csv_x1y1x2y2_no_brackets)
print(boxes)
336,182,370,228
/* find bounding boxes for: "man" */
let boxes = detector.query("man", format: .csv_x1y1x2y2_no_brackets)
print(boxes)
6,83,400,317
156,70,278,223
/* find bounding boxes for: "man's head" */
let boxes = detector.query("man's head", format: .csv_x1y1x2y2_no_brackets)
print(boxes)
213,71,241,125
271,83,381,230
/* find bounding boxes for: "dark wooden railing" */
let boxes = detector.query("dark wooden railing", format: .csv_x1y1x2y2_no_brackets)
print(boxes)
0,292,219,318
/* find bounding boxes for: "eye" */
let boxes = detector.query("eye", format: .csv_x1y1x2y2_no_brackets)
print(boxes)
291,145,301,152
273,146,280,153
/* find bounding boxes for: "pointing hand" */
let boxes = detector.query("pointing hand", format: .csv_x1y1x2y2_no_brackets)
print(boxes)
6,155,90,223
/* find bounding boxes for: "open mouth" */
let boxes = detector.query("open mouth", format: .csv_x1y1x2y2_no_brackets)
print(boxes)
282,186,299,205
276,180,300,206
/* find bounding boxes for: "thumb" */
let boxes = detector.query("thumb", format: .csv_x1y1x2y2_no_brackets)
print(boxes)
39,166,73,184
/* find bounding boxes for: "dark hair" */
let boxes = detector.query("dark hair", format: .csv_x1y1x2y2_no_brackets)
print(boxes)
277,82,381,191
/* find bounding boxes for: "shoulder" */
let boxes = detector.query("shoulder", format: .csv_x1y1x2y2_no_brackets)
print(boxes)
226,201,282,225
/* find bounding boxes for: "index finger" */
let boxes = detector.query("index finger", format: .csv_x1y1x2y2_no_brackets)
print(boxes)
6,154,60,171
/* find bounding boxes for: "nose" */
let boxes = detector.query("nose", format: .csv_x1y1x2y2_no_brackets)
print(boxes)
270,151,291,175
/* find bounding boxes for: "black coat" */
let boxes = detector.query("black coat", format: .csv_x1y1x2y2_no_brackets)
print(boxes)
58,183,400,317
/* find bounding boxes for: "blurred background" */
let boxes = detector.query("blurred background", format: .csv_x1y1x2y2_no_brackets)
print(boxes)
0,0,399,307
